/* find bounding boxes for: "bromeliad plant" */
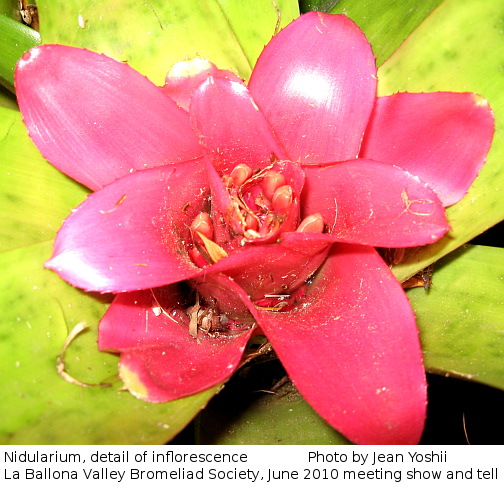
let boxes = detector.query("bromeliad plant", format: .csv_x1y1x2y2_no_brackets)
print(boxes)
15,12,493,444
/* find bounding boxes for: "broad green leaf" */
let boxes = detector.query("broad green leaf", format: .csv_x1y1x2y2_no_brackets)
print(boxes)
0,14,40,91
209,0,299,70
37,0,299,84
379,0,504,282
0,106,88,252
408,244,504,391
0,241,218,444
198,377,350,445
329,0,442,66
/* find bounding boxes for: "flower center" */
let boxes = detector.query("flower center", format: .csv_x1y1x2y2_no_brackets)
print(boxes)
223,164,293,243
188,163,324,267
183,162,328,337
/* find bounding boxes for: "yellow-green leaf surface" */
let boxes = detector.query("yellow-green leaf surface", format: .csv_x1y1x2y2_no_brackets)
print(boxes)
330,0,443,66
198,379,350,445
378,0,504,281
0,241,218,444
408,245,504,391
0,106,88,252
37,0,299,84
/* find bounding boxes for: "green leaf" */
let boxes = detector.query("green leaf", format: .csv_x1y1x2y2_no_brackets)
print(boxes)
299,0,340,14
0,106,88,252
408,244,504,391
0,14,40,91
0,241,217,444
0,0,17,17
198,375,350,445
209,0,299,71
37,0,299,84
0,85,17,110
379,0,504,282
329,0,442,66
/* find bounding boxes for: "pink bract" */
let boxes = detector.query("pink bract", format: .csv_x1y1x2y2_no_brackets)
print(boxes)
15,12,494,444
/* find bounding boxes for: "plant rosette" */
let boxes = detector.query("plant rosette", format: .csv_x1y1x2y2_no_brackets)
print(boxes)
15,12,494,444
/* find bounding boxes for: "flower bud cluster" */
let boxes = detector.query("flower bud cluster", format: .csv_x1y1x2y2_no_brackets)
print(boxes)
189,163,324,267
